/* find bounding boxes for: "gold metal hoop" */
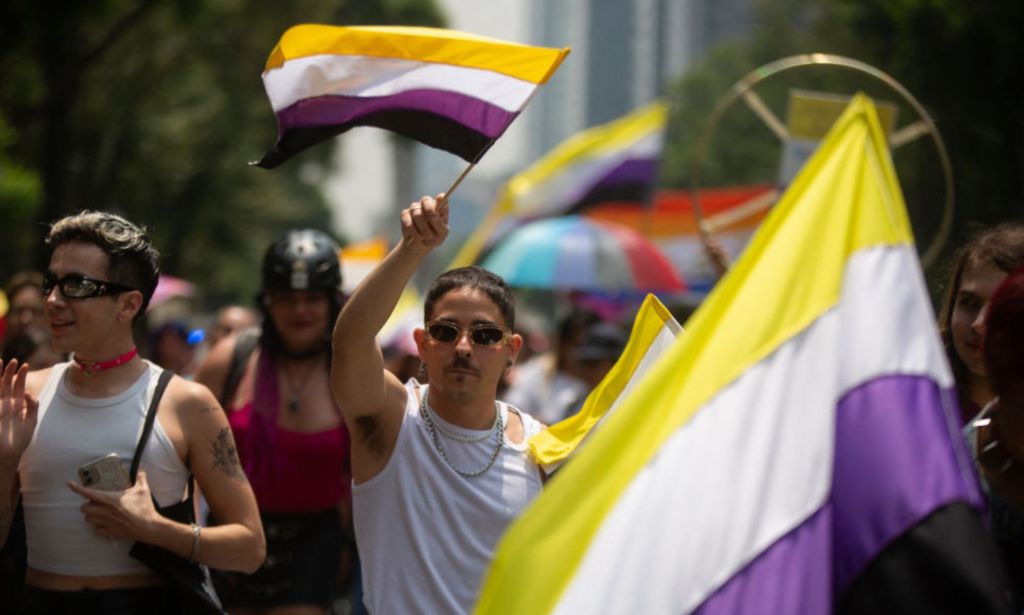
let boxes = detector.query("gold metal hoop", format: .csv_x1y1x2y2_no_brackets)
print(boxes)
688,53,954,269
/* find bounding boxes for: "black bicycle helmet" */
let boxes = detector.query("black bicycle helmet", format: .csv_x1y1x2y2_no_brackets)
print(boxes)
261,229,343,292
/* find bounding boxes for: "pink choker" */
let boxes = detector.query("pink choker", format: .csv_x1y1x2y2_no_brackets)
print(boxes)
73,347,138,375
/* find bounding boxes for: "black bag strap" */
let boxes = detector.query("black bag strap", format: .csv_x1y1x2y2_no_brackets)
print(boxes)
130,368,175,483
219,328,259,408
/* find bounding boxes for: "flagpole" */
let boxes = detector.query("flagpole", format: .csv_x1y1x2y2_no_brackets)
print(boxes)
443,79,550,202
443,162,477,200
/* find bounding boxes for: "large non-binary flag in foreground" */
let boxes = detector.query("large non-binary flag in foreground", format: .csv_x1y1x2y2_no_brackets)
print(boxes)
256,25,569,168
530,294,682,474
449,101,667,268
476,95,1008,614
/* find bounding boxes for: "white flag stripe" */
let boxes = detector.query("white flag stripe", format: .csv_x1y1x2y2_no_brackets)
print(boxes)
516,130,665,216
540,319,681,474
551,245,951,614
589,321,681,433
264,54,535,112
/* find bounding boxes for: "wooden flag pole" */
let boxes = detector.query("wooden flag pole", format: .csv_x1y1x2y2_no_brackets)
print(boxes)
443,162,477,201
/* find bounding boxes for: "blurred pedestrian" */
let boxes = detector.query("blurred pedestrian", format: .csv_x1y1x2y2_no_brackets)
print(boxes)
938,223,1024,424
3,272,47,344
196,229,353,615
207,305,259,351
150,320,200,379
504,306,601,424
967,265,1024,610
2,327,66,370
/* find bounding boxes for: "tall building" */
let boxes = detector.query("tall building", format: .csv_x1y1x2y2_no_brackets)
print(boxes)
529,0,752,158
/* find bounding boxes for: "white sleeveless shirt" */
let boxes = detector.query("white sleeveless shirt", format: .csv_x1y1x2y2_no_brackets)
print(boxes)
353,379,544,614
18,361,190,576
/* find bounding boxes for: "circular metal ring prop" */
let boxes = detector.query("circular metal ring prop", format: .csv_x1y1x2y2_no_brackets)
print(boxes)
688,53,954,270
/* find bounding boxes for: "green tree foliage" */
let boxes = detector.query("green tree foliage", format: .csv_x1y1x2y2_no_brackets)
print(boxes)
0,0,443,306
661,0,1023,278
0,115,41,266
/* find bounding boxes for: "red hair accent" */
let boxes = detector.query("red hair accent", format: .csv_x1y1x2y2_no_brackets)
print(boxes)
984,266,1024,395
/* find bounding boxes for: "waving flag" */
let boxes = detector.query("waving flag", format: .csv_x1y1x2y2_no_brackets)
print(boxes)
449,101,667,268
530,294,681,474
476,95,1007,614
256,25,569,168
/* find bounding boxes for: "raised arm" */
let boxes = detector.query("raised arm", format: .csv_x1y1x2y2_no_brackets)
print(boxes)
332,195,448,480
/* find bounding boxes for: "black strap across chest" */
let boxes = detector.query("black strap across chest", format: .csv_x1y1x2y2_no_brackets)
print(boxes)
128,369,186,491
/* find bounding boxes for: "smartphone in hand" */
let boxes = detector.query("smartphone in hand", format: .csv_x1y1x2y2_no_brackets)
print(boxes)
78,453,131,491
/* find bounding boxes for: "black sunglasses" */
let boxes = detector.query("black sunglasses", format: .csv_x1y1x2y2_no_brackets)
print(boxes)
42,272,136,300
425,320,511,346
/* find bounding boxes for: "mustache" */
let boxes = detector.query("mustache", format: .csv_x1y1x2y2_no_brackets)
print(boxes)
447,356,479,373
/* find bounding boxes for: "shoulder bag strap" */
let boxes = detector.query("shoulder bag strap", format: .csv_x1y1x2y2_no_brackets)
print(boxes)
129,368,175,483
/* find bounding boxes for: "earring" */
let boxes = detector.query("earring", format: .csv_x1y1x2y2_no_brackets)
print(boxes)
417,361,428,381
505,359,513,369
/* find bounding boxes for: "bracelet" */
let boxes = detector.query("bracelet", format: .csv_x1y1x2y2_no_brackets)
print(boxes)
188,523,201,563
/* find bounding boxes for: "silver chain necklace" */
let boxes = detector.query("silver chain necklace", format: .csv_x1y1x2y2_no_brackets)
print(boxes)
419,390,504,478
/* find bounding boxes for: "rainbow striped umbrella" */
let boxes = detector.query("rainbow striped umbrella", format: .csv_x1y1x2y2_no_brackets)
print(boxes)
479,216,685,293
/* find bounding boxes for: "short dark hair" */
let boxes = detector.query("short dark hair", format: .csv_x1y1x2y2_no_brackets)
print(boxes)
424,266,516,329
46,211,160,319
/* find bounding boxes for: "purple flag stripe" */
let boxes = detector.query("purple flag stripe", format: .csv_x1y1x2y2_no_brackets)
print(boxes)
692,504,833,615
276,90,518,140
563,158,658,209
257,108,499,168
590,158,658,190
831,374,981,589
690,374,980,614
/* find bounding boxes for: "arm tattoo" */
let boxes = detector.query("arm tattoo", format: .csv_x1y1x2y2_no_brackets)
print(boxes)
199,405,222,414
210,428,247,482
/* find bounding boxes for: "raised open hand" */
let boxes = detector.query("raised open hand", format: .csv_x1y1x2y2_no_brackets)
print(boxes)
0,360,39,464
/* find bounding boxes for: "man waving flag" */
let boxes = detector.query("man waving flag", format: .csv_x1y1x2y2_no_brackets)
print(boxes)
476,95,1008,614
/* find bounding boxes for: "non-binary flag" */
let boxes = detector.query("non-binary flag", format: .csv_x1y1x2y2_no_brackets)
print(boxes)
255,25,569,168
476,95,1008,614
449,101,667,268
529,294,682,474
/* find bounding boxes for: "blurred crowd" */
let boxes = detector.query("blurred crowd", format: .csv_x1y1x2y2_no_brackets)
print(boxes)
0,211,1022,615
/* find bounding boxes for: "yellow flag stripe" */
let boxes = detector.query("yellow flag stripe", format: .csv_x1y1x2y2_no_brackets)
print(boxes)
447,102,666,269
265,24,570,84
505,101,668,202
476,95,913,613
529,294,677,468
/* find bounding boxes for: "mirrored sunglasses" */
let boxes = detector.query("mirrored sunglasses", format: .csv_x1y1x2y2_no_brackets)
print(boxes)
42,272,136,300
425,320,511,346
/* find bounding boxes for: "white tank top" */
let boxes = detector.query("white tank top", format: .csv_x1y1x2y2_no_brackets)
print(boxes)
353,379,543,614
18,361,190,576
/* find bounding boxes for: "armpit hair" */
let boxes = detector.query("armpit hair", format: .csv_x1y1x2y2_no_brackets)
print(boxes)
355,415,386,457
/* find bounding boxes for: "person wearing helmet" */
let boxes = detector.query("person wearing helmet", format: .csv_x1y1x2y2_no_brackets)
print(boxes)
196,229,353,615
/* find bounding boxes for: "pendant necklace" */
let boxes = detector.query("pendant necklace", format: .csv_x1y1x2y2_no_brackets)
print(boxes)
281,357,320,414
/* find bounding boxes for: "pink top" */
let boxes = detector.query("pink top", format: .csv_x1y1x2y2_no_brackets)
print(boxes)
228,353,350,513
